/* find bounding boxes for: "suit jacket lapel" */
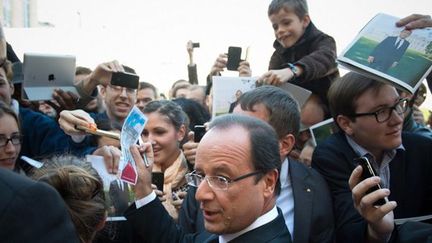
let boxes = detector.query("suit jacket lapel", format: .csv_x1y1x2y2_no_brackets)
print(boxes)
290,160,313,243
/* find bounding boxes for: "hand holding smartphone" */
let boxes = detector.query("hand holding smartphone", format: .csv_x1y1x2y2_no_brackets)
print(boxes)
226,46,242,71
353,156,388,206
111,71,140,89
193,125,206,143
152,172,164,192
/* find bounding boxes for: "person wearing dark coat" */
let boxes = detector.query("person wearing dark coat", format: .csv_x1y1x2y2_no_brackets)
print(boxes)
0,168,79,242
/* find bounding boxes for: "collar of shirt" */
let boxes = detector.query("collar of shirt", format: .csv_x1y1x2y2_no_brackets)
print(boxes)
219,206,278,243
345,134,404,163
345,134,404,188
280,158,290,187
11,99,19,115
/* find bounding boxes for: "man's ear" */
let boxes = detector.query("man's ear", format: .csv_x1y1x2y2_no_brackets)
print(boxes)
99,85,107,98
301,14,311,29
262,169,278,198
336,115,354,136
9,81,14,95
279,133,295,158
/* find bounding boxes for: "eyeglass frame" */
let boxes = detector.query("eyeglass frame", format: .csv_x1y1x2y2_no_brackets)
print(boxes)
108,84,136,94
185,170,263,191
350,98,408,123
0,134,23,147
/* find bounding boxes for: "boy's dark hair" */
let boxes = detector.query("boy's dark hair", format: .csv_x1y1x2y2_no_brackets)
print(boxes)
268,0,309,18
238,85,300,139
328,72,384,122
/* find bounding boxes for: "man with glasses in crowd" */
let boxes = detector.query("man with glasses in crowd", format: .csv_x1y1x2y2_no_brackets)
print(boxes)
126,114,292,242
312,72,432,243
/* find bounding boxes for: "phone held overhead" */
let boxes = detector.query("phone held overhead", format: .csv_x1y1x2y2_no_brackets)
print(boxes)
226,46,242,71
111,71,140,90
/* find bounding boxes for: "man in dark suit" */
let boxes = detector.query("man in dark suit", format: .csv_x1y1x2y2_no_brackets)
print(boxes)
0,168,79,242
312,72,432,243
367,29,412,73
179,86,334,243
126,114,292,242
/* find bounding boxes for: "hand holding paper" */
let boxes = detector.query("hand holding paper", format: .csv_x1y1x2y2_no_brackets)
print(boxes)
118,106,147,185
130,143,154,200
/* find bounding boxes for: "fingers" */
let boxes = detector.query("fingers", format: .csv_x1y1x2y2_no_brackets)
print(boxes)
177,191,187,199
186,40,193,52
111,147,121,174
257,72,271,85
53,89,80,110
154,189,166,202
130,144,144,168
91,60,124,86
258,70,285,86
59,110,94,136
351,175,381,205
183,132,198,164
187,131,194,142
238,61,252,77
348,165,363,190
210,53,228,75
92,145,120,174
396,14,432,30
171,197,183,208
138,142,154,165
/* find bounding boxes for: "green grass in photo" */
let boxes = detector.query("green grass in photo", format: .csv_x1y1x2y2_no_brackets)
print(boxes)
343,37,432,86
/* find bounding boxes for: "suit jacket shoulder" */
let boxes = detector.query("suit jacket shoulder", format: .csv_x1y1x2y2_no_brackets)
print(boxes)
289,159,334,243
126,198,292,243
229,209,292,243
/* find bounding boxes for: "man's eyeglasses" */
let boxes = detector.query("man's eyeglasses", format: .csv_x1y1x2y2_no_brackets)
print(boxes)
108,84,136,94
185,170,263,191
351,98,408,123
0,135,23,147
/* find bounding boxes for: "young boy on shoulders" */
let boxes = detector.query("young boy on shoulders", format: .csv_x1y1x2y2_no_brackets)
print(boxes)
260,0,339,125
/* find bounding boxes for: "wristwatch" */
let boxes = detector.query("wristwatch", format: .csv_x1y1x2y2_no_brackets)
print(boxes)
287,63,299,79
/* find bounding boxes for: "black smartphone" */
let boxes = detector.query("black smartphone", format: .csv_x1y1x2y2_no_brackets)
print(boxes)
227,46,242,71
111,71,140,90
152,172,164,191
353,157,387,206
194,125,206,143
192,42,200,48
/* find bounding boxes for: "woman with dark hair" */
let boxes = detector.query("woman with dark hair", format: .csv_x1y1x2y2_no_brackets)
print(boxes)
32,155,107,243
172,97,210,130
142,100,190,221
0,100,22,171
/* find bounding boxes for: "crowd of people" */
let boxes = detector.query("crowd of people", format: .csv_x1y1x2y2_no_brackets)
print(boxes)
1,0,432,242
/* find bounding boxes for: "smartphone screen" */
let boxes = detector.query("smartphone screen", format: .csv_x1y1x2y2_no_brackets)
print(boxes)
353,157,387,206
111,71,140,89
194,125,206,143
227,46,242,71
152,172,164,191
